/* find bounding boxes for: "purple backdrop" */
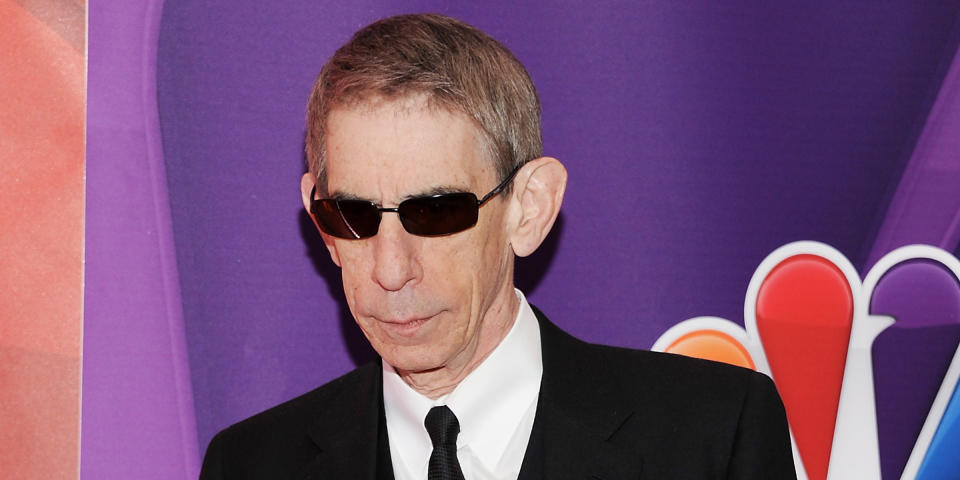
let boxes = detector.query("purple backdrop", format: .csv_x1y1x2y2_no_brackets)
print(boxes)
85,1,198,479
84,1,960,478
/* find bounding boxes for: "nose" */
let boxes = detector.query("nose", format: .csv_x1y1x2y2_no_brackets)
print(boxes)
370,214,422,291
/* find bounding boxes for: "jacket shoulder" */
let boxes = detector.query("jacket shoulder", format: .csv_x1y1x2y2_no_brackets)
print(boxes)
549,320,780,423
199,362,380,479
535,308,794,478
599,342,767,394
221,361,376,435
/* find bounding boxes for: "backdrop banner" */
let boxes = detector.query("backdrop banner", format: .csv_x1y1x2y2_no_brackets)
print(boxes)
0,0,85,478
83,1,200,479
80,2,960,479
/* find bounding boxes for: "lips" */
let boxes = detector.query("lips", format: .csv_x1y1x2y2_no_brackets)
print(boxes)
377,313,437,337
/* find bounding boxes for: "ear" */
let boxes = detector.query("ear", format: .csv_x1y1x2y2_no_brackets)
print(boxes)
508,157,567,257
300,173,341,267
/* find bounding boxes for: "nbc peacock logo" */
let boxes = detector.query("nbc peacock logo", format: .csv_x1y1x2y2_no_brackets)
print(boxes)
653,241,960,480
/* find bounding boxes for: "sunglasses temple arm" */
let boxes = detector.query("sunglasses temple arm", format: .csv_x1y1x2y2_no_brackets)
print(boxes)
478,164,523,205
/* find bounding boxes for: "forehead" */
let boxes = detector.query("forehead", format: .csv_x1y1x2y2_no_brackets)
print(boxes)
324,97,496,199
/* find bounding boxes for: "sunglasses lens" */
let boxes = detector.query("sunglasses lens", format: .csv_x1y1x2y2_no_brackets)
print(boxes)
398,194,479,236
313,199,380,239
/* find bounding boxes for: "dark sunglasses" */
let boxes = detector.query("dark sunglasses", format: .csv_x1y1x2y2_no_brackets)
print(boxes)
310,165,522,239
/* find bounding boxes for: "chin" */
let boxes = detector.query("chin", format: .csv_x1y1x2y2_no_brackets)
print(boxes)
378,345,448,374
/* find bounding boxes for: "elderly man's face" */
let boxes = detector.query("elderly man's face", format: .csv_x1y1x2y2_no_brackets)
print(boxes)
320,97,518,376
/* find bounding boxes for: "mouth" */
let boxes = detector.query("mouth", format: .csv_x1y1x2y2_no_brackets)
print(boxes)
378,314,436,337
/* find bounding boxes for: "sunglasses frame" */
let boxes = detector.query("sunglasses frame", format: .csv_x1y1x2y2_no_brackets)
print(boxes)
310,163,523,239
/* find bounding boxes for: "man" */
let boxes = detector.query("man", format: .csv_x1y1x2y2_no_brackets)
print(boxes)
200,13,796,480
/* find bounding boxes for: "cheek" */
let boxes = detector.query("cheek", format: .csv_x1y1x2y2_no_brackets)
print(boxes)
439,227,511,310
472,221,511,274
334,247,373,295
420,238,482,286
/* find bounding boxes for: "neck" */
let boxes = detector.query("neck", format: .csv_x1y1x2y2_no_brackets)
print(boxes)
397,286,520,399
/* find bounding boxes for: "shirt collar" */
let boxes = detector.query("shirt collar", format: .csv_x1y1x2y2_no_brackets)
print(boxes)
382,289,543,476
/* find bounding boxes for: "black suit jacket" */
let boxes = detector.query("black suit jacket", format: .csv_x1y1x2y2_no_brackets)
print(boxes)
200,308,796,479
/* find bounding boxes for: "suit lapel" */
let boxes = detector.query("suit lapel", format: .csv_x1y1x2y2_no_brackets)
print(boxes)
294,310,643,480
534,308,645,480
299,361,387,480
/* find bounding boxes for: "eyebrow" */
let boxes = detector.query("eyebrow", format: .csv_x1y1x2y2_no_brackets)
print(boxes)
325,184,472,205
325,190,367,202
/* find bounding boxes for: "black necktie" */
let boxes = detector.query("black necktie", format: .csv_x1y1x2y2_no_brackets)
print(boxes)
425,405,465,480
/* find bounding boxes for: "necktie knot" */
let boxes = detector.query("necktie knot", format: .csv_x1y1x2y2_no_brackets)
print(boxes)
424,405,460,447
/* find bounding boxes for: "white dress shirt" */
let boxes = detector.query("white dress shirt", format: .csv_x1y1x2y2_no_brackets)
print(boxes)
383,289,543,480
